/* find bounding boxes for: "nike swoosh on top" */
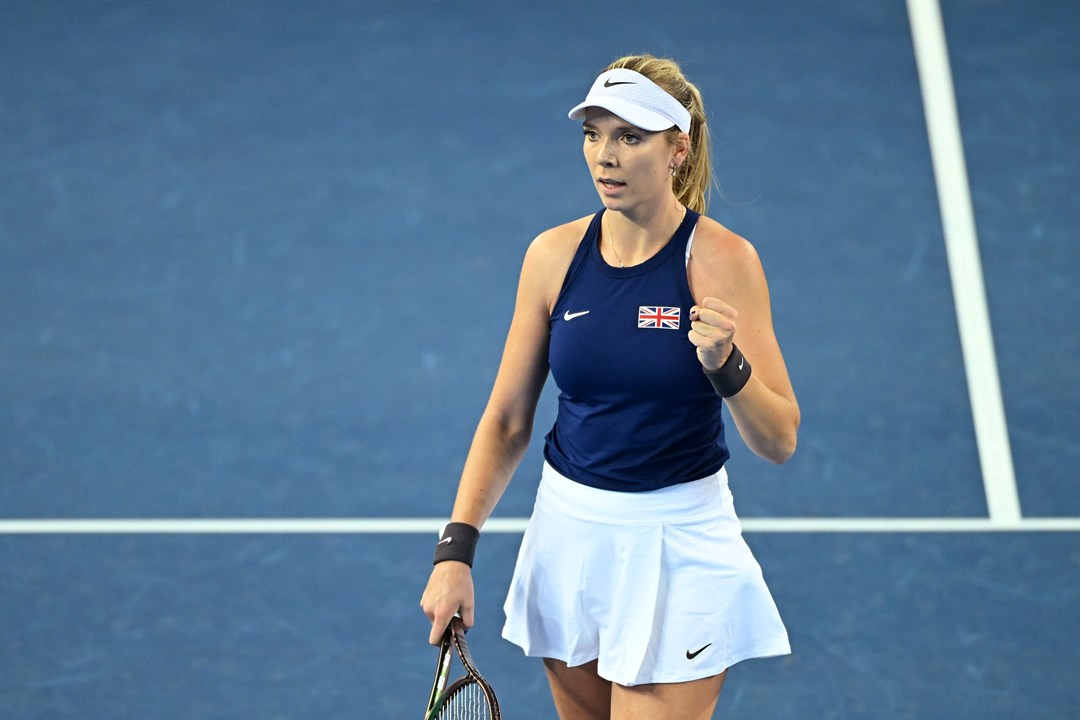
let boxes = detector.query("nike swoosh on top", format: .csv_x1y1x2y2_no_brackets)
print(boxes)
685,643,712,660
563,310,590,321
438,537,452,545
604,79,636,87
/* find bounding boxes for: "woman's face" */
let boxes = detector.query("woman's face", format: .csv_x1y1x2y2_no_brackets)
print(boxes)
581,108,683,213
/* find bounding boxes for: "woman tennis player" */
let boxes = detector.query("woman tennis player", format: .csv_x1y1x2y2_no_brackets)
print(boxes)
421,54,799,719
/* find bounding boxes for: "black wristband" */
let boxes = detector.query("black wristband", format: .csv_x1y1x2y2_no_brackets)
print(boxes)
433,522,480,567
704,344,752,398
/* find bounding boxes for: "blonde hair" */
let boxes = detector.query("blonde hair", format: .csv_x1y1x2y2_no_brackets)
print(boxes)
604,54,712,214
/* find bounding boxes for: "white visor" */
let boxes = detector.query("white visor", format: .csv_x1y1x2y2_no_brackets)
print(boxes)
568,68,691,133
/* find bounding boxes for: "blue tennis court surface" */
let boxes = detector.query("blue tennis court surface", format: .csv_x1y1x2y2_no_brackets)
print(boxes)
2,1,1077,718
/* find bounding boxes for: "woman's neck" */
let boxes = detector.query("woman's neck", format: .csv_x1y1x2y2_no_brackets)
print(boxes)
604,197,687,267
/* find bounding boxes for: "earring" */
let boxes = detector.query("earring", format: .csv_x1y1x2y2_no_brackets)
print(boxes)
671,165,678,177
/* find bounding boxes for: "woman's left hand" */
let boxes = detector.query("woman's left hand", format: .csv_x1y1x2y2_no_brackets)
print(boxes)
688,297,737,371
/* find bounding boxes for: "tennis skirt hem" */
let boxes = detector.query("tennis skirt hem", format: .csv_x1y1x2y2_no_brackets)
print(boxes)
502,634,792,686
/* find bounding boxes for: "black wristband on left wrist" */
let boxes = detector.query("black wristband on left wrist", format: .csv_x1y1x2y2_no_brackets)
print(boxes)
432,522,480,567
704,344,752,398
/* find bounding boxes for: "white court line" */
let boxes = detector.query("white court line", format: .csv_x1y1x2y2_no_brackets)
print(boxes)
906,0,1022,524
0,517,1077,534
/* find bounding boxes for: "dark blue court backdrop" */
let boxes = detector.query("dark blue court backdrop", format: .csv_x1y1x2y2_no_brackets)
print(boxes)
1,1,1077,718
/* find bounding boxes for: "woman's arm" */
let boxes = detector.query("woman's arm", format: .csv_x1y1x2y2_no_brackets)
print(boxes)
687,219,800,464
420,221,583,643
446,241,555,528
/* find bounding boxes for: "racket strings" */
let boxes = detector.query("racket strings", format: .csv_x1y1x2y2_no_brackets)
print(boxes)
438,680,493,719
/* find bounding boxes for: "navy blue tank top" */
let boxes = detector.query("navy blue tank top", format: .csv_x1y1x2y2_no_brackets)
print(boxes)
543,209,730,492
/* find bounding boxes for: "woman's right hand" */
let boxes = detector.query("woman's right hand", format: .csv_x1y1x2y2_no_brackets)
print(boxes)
420,560,475,645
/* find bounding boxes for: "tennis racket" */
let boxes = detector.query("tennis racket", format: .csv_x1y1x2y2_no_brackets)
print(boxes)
423,616,501,719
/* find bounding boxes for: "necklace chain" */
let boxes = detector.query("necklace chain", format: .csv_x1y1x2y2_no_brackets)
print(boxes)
609,233,625,268
607,205,686,269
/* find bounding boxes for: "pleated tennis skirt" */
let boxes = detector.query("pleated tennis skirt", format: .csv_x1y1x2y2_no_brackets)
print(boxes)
502,461,790,686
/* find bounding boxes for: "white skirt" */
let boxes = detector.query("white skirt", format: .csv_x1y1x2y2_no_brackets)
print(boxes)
502,462,790,686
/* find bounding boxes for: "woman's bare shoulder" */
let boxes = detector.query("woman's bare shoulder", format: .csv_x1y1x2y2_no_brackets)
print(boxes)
688,214,768,303
529,215,592,257
692,215,759,266
522,214,593,281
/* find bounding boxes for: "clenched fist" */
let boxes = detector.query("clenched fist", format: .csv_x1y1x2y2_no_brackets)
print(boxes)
688,297,737,371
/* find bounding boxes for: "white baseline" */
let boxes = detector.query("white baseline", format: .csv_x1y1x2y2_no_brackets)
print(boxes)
0,517,1077,534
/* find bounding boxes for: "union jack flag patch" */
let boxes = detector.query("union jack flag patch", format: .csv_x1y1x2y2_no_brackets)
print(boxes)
638,305,681,330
